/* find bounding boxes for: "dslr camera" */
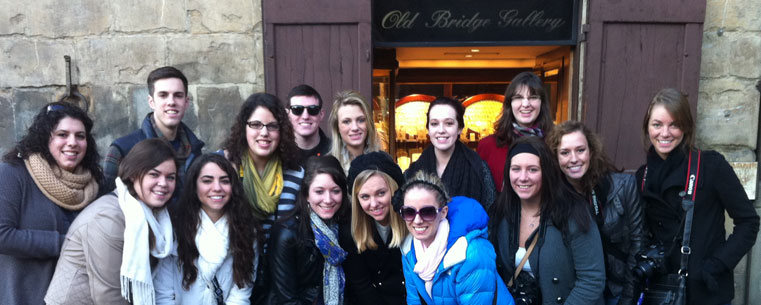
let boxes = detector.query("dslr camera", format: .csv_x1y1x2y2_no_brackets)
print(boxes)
633,245,668,279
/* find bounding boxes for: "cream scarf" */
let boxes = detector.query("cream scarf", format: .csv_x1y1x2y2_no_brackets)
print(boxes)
24,153,98,210
116,178,173,305
196,211,230,303
413,218,450,298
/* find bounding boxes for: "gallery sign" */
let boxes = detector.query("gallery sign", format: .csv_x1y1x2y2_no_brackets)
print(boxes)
373,0,579,46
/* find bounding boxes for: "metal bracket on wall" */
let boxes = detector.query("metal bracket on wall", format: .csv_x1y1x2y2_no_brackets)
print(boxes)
59,55,90,112
579,24,590,42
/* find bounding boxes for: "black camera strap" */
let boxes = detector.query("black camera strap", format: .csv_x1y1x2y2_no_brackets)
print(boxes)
678,150,701,276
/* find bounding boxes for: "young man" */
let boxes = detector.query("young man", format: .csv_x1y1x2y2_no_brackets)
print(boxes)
286,84,331,164
102,66,204,194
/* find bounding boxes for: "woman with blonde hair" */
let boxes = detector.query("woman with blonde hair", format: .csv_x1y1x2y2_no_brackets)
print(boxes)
339,152,408,304
328,90,381,173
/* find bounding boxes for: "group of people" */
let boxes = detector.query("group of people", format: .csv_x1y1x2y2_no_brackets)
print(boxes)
0,66,758,305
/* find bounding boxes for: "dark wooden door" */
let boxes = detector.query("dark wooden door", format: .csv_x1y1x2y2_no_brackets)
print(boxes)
582,0,706,170
263,0,373,132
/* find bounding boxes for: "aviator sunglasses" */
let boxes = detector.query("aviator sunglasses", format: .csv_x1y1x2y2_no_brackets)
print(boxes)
289,105,321,116
399,206,442,222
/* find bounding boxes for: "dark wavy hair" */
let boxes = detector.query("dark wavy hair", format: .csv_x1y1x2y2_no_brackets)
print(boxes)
285,155,350,241
222,93,299,170
174,153,260,289
493,71,554,147
3,102,103,184
489,136,589,235
546,120,620,194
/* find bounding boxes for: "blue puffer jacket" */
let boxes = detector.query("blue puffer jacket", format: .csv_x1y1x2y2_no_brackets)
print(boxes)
401,196,514,305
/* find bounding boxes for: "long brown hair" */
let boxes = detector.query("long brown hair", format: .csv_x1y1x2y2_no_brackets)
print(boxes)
174,153,260,289
546,121,620,194
641,88,696,153
493,71,554,147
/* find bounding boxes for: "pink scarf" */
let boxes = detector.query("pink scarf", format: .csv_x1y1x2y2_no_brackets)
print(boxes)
413,218,450,297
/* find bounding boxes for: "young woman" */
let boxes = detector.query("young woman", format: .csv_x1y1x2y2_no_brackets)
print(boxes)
489,136,605,305
399,171,512,305
636,88,759,305
46,138,177,305
477,72,554,192
547,121,645,305
339,151,407,305
405,96,496,210
328,90,381,173
155,154,260,304
0,102,102,304
221,93,304,241
265,156,350,305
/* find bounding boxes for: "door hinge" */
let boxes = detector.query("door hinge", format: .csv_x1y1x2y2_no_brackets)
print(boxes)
580,24,590,42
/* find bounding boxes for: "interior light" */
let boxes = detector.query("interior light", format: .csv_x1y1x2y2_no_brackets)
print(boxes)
465,54,473,58
471,49,480,52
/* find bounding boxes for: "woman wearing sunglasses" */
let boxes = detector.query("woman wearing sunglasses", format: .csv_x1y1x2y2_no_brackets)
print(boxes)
405,96,496,210
339,152,408,305
265,156,349,305
328,90,381,174
155,154,260,304
399,171,512,305
489,136,605,305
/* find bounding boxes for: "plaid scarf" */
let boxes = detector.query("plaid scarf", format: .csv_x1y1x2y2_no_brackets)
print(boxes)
512,122,544,138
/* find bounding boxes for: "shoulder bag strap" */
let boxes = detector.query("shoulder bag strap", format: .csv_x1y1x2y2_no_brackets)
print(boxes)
508,232,538,287
679,150,701,275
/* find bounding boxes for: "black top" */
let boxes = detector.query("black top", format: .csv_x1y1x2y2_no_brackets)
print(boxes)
295,129,332,165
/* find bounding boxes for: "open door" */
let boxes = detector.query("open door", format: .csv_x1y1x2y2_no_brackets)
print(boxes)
582,0,706,170
263,0,372,131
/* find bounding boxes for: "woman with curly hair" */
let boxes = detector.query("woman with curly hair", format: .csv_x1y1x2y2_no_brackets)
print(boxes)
221,93,304,242
0,102,102,304
265,156,350,305
155,154,261,304
328,90,381,174
477,72,554,192
547,121,645,305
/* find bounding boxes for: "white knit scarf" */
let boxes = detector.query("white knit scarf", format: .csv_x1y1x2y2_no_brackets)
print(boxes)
413,218,449,298
116,178,174,305
196,211,230,303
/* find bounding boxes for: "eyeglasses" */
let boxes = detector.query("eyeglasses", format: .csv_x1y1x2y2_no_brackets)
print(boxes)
399,206,442,222
288,105,321,116
246,121,280,131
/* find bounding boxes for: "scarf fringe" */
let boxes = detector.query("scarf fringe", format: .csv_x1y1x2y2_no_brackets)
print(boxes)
121,276,155,305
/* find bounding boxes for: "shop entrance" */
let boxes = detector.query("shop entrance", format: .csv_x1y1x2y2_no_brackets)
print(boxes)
372,46,573,170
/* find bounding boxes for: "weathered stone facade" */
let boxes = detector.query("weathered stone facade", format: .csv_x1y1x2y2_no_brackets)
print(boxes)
0,0,264,154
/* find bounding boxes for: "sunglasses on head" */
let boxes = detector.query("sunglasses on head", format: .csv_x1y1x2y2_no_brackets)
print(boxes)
289,105,321,116
399,206,441,222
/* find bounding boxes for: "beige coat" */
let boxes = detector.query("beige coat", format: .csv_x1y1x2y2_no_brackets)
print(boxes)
45,194,131,305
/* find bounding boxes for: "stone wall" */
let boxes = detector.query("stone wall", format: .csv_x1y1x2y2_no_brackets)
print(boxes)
0,0,264,155
699,0,761,303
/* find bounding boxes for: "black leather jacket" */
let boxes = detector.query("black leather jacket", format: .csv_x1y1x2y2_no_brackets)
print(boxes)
264,217,324,305
595,173,645,305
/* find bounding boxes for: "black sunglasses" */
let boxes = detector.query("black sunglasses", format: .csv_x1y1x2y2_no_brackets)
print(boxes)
289,105,321,116
399,206,442,222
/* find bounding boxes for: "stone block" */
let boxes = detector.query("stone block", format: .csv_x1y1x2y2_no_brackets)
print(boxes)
699,32,730,78
0,5,27,35
111,1,185,33
0,90,15,154
193,86,242,151
704,0,761,32
130,86,151,130
187,0,256,34
167,34,261,85
728,34,761,79
0,38,77,87
90,85,137,155
76,37,165,85
12,88,59,140
4,0,111,37
697,78,759,149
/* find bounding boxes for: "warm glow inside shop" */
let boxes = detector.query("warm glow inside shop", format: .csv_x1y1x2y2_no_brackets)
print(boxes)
370,0,580,170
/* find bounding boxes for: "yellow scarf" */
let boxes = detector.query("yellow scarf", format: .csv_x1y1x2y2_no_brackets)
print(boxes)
241,153,283,220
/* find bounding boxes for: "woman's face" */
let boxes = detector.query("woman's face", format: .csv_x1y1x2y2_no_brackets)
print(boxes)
510,85,541,128
647,105,684,159
357,174,392,226
196,162,232,221
307,173,343,221
402,187,447,247
134,159,177,209
509,153,542,203
48,116,88,172
246,106,281,164
557,131,590,185
337,104,368,154
427,104,461,154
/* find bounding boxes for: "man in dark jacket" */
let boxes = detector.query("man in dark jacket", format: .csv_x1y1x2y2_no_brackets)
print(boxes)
286,84,331,165
102,66,204,196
